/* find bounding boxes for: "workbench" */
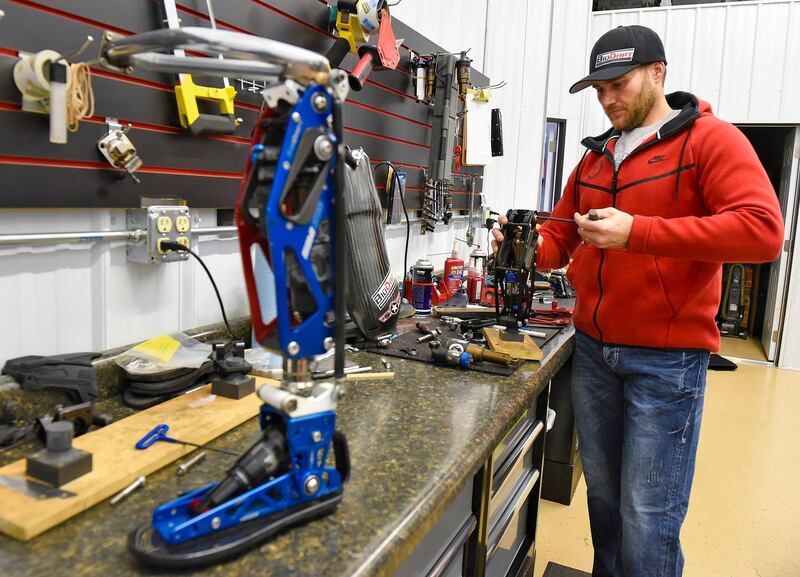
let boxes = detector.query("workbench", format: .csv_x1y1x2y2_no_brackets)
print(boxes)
0,319,574,577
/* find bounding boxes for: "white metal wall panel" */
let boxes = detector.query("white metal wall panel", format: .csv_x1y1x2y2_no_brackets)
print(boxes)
392,0,488,73
511,0,556,208
546,0,595,188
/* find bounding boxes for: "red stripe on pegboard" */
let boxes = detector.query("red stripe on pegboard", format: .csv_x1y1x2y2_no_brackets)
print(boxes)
345,127,429,150
0,154,243,178
347,100,431,129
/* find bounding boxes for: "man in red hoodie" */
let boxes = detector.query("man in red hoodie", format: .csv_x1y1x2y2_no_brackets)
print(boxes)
493,25,783,577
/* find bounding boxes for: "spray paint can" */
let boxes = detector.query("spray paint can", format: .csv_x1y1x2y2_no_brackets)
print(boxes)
411,258,434,316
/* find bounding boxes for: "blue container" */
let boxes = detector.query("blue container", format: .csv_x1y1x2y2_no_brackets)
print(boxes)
411,258,434,316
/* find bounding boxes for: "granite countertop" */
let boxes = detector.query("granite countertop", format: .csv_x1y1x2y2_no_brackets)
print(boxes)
0,321,574,577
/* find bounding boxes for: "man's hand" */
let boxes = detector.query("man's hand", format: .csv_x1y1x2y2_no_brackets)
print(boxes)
491,215,543,253
574,207,633,249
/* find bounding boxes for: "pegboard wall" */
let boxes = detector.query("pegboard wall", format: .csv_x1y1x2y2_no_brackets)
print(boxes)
0,0,487,210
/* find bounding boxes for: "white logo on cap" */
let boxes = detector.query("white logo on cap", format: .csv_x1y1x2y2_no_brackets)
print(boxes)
596,48,635,68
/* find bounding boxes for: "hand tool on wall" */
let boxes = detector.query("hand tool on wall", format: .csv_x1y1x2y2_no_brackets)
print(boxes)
326,0,402,90
101,26,350,568
161,0,238,135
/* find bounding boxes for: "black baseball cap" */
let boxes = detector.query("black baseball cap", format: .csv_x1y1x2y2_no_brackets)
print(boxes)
569,25,667,94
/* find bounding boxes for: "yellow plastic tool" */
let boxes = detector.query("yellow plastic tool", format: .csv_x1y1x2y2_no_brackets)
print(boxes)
175,75,237,135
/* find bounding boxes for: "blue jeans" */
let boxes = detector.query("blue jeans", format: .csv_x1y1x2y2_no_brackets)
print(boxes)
571,331,709,577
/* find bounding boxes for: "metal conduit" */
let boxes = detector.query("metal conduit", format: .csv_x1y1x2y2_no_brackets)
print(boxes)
0,226,238,247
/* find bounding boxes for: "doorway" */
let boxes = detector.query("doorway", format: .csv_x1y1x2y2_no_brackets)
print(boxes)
720,125,799,364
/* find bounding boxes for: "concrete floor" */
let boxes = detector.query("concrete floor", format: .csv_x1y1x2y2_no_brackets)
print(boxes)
534,362,800,577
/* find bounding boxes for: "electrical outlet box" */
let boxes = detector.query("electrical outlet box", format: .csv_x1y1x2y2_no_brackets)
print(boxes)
127,206,192,264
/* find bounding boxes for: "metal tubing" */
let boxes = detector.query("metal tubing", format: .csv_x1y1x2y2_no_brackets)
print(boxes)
0,226,237,247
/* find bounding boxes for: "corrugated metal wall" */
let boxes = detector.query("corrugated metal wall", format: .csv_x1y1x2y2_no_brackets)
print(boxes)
583,0,800,139
549,0,800,175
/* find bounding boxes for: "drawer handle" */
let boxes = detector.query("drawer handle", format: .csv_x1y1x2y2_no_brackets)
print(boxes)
487,468,540,561
426,515,477,577
492,419,544,496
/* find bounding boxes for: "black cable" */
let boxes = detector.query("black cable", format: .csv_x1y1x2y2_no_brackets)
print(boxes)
374,161,410,285
160,241,233,338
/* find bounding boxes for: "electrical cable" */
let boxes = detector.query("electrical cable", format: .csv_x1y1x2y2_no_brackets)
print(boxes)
374,161,410,285
160,241,233,338
66,62,94,132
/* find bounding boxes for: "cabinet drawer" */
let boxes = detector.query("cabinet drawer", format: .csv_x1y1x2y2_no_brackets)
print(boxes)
492,406,536,472
394,477,474,577
426,515,477,577
489,419,543,529
485,467,540,577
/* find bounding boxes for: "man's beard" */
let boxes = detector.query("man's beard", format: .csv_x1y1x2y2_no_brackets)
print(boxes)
609,74,658,131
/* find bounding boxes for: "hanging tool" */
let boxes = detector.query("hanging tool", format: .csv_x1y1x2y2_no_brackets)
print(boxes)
326,0,402,90
101,27,350,569
162,0,238,135
135,424,239,457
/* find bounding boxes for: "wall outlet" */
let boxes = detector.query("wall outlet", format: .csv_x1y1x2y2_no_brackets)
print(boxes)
127,206,192,264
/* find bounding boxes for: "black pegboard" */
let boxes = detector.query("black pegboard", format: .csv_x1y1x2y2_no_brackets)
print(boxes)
0,0,487,209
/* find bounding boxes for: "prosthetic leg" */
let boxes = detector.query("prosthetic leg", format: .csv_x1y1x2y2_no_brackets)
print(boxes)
100,27,351,569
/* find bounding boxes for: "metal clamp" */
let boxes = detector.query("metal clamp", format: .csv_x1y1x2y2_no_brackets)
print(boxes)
97,118,142,183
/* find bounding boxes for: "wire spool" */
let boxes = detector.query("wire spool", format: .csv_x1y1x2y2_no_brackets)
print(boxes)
13,49,62,100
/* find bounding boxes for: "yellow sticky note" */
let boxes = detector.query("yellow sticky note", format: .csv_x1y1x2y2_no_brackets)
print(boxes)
132,335,181,363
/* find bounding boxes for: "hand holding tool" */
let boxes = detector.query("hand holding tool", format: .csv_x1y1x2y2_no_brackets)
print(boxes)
135,424,238,457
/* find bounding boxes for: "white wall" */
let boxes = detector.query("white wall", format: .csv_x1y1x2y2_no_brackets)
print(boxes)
0,209,248,367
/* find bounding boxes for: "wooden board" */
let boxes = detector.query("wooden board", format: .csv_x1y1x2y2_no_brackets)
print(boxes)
0,378,277,541
483,328,543,361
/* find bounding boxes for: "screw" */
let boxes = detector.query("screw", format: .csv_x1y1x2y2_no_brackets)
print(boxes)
381,358,392,371
323,337,334,350
314,136,334,161
110,476,145,505
303,475,320,495
176,451,207,476
291,112,301,123
287,341,300,355
211,517,221,530
311,431,322,443
312,93,328,112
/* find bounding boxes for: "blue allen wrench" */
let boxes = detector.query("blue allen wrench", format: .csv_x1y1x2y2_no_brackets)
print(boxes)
135,424,238,457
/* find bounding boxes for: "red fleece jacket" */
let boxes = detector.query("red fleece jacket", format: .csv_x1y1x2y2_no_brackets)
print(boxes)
537,92,783,351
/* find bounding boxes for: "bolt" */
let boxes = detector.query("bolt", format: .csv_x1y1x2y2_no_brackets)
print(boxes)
110,476,145,506
311,431,322,443
312,93,328,112
313,136,334,161
176,451,207,476
287,341,300,355
211,517,221,530
291,112,301,123
303,475,320,495
323,337,334,350
381,358,392,371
